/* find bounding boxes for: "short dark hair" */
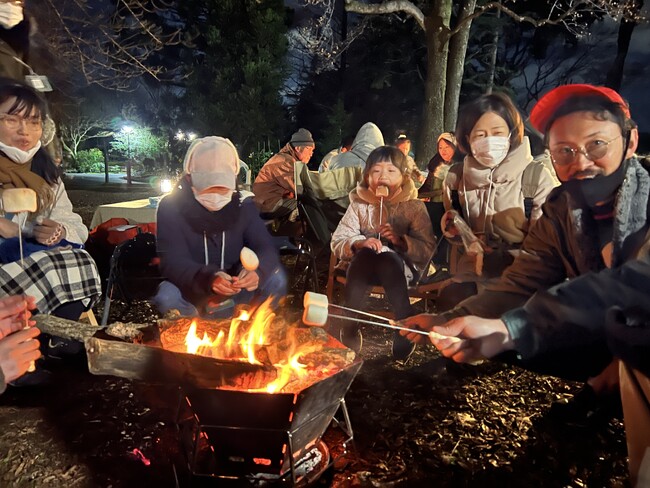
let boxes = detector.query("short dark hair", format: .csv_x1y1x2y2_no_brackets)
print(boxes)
455,92,524,154
0,78,59,184
362,145,408,187
393,129,410,145
542,95,635,145
341,134,355,150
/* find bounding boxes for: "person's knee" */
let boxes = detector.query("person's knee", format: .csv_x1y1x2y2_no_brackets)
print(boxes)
152,281,197,316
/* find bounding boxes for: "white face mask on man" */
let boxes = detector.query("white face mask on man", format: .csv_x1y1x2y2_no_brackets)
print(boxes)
195,191,233,212
470,136,510,168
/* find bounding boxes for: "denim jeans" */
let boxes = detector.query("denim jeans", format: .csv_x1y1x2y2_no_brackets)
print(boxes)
152,265,288,318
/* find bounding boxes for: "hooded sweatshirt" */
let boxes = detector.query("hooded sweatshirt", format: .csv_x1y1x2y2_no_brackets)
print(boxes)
157,182,281,307
328,123,384,171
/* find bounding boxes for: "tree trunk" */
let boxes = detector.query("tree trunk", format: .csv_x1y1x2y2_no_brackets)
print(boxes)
444,0,477,132
416,1,452,166
485,9,501,95
605,0,643,91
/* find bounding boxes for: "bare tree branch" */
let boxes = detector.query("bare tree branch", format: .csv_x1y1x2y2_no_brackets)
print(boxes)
344,0,425,31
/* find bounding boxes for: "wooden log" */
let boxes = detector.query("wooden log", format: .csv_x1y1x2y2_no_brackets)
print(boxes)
85,337,277,389
33,314,148,342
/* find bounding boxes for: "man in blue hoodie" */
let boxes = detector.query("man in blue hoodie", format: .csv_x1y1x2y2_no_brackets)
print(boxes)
154,136,287,318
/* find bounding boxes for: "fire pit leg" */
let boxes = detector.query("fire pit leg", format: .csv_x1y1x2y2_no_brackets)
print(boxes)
287,432,297,485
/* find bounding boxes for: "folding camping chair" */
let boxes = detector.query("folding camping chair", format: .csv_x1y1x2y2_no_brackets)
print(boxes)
100,231,164,325
325,201,453,313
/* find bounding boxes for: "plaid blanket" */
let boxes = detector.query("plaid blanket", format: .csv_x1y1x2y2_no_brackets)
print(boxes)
0,249,102,314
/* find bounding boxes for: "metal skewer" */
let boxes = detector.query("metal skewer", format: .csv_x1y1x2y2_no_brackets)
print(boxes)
328,303,394,324
328,313,429,336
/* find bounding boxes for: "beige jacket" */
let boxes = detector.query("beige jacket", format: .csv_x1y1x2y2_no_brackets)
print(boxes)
331,178,435,278
443,137,558,279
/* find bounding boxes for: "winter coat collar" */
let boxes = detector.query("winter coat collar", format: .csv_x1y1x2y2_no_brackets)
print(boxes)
612,158,650,265
351,177,418,205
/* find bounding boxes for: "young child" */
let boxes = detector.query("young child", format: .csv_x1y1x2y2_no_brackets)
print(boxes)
331,146,436,360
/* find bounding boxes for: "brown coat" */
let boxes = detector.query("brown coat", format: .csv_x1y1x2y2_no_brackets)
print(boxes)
253,144,302,213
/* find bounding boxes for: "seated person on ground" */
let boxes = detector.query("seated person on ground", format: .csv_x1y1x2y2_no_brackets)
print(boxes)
0,295,40,392
331,145,435,361
154,136,288,318
0,78,101,322
437,91,558,311
252,128,315,224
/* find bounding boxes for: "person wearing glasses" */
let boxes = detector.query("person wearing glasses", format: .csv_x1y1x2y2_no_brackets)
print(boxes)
0,78,100,328
402,84,646,420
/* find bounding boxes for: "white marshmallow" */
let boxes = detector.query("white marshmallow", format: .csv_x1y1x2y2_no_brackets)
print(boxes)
303,291,328,309
302,304,328,327
240,247,259,271
2,188,37,213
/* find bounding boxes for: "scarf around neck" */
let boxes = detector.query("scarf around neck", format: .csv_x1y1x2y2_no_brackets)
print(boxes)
0,154,54,213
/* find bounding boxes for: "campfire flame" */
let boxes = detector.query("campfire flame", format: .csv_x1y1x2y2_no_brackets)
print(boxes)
183,298,328,393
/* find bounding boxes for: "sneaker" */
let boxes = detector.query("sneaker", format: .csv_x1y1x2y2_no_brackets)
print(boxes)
340,327,362,354
392,330,416,362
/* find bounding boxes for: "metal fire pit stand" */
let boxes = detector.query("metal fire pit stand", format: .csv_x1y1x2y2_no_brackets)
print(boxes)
174,396,356,487
172,361,362,487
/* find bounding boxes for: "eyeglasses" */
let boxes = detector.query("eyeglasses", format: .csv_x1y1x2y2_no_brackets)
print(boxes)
549,135,622,166
0,114,43,131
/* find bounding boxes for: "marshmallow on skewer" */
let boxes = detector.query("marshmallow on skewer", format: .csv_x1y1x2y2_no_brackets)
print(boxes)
240,247,259,271
303,291,328,309
375,185,389,197
2,188,38,213
2,189,38,373
302,303,328,327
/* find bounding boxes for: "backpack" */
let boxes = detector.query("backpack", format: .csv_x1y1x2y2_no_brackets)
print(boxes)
449,160,548,221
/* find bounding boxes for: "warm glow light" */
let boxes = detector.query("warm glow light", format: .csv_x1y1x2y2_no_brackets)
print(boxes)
175,130,185,141
188,132,197,141
183,298,329,393
160,178,173,194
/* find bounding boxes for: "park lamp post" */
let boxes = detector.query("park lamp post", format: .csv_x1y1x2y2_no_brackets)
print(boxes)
122,125,134,185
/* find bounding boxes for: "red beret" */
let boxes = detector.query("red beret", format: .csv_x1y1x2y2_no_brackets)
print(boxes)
529,84,630,133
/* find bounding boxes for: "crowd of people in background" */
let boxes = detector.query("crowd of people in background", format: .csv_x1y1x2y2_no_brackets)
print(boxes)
0,2,646,479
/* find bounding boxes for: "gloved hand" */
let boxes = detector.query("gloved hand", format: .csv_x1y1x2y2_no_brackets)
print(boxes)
0,3,23,29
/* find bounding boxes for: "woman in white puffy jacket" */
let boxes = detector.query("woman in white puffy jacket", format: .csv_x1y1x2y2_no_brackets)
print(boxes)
439,92,558,310
331,145,435,360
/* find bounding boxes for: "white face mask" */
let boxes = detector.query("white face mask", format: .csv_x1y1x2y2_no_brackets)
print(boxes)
471,136,510,168
0,140,41,164
195,191,233,212
0,4,23,29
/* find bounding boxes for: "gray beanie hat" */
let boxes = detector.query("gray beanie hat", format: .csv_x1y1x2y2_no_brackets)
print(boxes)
290,128,315,147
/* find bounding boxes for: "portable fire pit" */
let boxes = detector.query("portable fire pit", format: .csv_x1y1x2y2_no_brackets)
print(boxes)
36,300,362,486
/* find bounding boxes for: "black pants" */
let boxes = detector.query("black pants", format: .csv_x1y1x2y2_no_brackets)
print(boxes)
344,248,414,322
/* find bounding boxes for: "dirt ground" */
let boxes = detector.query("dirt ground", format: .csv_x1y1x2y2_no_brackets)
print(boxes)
0,176,631,487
